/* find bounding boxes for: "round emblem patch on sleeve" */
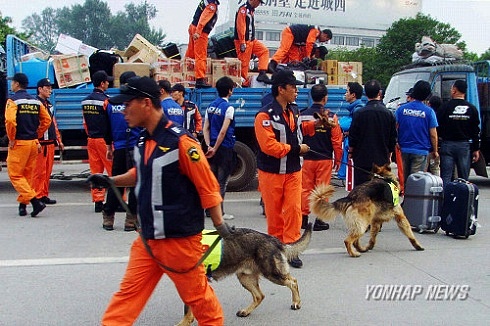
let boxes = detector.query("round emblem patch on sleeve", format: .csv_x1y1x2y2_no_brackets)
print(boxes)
187,146,201,162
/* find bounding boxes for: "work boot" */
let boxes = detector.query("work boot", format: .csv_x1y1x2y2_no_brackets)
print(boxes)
256,70,272,84
41,196,57,205
102,211,114,231
30,197,46,217
313,218,330,231
124,213,137,232
94,201,104,213
288,256,303,268
267,60,278,73
19,203,27,216
195,78,212,89
301,215,309,229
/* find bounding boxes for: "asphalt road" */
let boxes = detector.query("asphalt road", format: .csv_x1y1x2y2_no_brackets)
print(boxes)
1,164,489,325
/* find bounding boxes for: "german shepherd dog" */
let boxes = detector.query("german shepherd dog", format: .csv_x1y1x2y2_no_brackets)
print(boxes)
309,164,424,258
176,224,313,326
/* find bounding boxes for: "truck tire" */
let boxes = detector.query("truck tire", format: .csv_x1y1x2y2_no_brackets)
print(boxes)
227,141,257,192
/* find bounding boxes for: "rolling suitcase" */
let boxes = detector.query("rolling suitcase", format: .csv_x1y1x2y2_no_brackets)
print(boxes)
403,172,443,233
440,178,479,238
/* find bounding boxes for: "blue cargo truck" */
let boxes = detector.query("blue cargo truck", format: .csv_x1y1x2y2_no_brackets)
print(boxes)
0,35,350,190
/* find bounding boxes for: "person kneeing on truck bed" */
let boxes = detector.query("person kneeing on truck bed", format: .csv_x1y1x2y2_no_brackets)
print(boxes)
5,73,51,217
82,70,113,213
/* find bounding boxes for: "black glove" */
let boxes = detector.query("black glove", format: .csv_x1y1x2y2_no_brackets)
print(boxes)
240,43,246,53
215,222,235,239
87,174,113,189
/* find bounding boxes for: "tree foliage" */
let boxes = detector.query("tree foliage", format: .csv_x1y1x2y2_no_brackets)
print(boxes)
0,13,29,44
376,13,463,86
481,48,490,61
22,8,59,52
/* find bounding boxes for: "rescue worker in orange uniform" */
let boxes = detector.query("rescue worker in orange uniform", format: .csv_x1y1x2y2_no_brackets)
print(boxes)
82,70,113,212
234,0,271,85
87,76,231,325
5,73,51,217
269,25,332,72
185,0,220,88
254,70,330,268
33,78,64,205
170,83,203,139
299,84,343,231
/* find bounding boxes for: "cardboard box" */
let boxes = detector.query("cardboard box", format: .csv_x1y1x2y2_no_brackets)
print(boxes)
113,63,152,87
153,72,184,84
338,62,363,78
153,58,181,74
55,33,98,57
51,55,91,88
336,74,363,86
211,58,241,86
322,59,338,76
127,47,161,64
123,34,163,62
328,74,338,85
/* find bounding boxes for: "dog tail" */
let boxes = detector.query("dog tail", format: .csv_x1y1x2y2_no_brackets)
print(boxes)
284,223,313,260
309,183,340,222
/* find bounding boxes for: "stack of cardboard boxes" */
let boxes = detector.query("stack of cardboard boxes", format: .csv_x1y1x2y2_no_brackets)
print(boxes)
51,55,91,88
321,60,363,86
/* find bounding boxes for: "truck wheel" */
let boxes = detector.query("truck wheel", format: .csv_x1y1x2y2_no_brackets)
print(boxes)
227,141,257,192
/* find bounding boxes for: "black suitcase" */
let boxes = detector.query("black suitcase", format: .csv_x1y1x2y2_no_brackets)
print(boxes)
440,178,479,238
403,172,443,233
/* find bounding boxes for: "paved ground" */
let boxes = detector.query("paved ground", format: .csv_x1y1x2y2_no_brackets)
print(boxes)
0,163,489,325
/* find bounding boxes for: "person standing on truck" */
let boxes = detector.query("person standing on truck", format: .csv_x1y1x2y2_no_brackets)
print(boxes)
337,82,364,182
437,79,480,185
395,80,439,184
82,70,113,213
185,0,220,88
170,83,203,139
102,71,139,231
234,0,272,85
268,25,332,72
349,80,397,186
5,73,51,217
299,84,342,231
33,78,63,206
203,76,236,220
254,69,329,268
158,80,185,126
87,76,229,325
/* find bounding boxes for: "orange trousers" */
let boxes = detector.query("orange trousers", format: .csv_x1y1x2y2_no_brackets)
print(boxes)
258,169,302,243
87,137,112,202
185,25,210,79
7,140,39,204
234,39,269,79
102,235,223,326
271,27,307,63
301,159,333,216
33,143,55,199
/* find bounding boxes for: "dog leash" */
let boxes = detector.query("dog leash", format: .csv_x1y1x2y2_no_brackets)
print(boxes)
108,182,222,274
307,148,393,182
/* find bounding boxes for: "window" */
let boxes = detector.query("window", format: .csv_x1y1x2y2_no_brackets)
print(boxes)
266,32,280,41
361,38,375,47
332,35,345,45
256,31,263,40
345,37,359,46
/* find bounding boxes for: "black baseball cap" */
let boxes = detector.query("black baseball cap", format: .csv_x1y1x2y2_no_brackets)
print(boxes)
171,83,186,95
92,70,114,86
271,69,303,86
37,78,53,87
405,87,413,96
119,71,137,85
109,76,160,104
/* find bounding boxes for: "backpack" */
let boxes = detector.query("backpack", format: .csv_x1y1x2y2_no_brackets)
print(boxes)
89,50,123,85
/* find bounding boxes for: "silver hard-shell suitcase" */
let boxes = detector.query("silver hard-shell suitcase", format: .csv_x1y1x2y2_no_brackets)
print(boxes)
402,172,443,233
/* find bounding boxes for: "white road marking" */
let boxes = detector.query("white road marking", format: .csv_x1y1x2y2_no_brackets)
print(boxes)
0,256,129,267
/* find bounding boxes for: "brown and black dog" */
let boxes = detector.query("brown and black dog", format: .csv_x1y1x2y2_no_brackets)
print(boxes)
176,224,313,326
309,164,424,257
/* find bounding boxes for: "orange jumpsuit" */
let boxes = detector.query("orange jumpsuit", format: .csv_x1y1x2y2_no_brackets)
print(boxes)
5,91,51,205
255,101,315,243
82,90,113,203
272,25,319,64
185,0,219,80
102,121,223,325
33,96,62,200
234,2,269,80
299,109,343,216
